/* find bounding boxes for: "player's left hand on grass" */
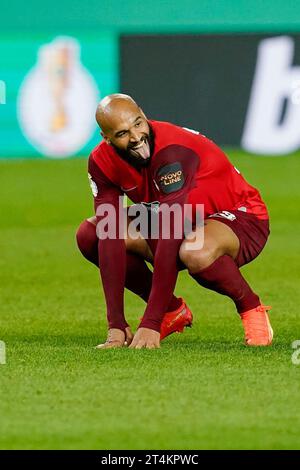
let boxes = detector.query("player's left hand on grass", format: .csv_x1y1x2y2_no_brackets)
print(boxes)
95,327,133,349
129,327,160,349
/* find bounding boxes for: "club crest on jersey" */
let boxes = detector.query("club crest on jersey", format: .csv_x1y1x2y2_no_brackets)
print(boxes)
209,211,236,221
157,162,185,194
88,173,98,197
141,201,160,214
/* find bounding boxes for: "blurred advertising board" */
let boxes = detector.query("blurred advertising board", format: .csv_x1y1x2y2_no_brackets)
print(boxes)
121,34,300,156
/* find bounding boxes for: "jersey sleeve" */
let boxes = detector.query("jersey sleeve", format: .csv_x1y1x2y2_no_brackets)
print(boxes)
139,145,200,332
88,155,128,331
152,144,200,204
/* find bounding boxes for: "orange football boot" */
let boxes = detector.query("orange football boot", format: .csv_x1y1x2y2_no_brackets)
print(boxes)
240,305,273,346
160,298,193,340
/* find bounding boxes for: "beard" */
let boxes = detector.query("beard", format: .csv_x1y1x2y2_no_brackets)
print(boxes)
112,126,154,170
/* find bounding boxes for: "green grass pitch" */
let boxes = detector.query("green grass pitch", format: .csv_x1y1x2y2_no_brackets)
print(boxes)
0,150,299,450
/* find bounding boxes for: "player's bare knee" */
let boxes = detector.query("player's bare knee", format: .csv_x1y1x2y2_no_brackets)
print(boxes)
179,244,199,272
180,243,219,273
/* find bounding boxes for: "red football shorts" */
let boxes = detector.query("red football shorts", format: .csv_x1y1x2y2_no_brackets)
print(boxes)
208,210,270,267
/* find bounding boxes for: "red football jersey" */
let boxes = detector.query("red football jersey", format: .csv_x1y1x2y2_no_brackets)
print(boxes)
90,120,268,220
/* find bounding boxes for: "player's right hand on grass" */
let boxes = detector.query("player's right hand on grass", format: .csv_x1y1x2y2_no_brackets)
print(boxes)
129,327,161,349
95,327,133,349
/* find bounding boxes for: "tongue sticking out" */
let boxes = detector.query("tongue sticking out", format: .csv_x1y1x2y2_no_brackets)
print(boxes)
129,140,150,159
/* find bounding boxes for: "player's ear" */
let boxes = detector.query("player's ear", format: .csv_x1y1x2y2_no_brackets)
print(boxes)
101,131,111,145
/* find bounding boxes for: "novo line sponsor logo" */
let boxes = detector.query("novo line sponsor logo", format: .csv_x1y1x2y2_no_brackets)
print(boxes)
158,162,185,194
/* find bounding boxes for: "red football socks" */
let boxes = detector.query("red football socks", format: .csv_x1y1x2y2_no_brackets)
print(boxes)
190,255,260,313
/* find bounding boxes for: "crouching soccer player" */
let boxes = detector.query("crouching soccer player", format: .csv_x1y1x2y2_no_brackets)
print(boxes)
76,93,273,349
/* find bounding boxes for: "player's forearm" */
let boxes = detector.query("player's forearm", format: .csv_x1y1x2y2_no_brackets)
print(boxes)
98,237,129,331
139,238,181,332
139,197,186,332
